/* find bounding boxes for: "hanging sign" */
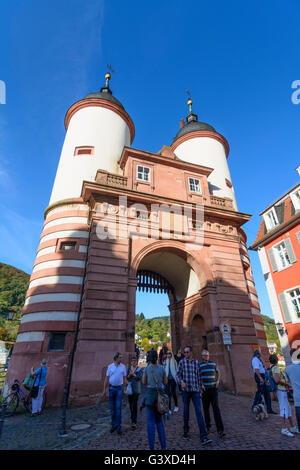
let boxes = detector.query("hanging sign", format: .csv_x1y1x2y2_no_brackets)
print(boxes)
220,321,232,345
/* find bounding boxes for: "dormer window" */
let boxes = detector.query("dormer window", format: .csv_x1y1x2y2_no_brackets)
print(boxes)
264,208,279,231
291,188,300,212
188,177,202,194
137,165,150,182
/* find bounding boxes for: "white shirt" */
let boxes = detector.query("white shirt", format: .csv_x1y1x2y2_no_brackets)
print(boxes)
251,357,266,374
106,362,126,386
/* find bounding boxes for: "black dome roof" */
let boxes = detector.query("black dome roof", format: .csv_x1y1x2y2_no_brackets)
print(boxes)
85,88,124,109
173,120,215,142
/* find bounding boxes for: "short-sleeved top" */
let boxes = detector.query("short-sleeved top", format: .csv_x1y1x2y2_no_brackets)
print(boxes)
106,363,127,386
199,361,219,388
34,366,47,387
144,364,165,389
285,363,300,407
271,365,287,391
251,357,266,374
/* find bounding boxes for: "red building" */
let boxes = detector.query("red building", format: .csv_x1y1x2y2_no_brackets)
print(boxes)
250,173,300,364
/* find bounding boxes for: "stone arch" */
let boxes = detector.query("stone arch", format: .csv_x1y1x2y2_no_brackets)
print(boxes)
130,239,214,289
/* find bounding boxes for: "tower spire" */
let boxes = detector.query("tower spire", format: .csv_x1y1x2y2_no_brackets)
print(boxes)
101,64,115,95
186,90,198,124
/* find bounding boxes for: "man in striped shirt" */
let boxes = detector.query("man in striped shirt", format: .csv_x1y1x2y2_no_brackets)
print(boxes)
199,349,225,437
177,346,212,445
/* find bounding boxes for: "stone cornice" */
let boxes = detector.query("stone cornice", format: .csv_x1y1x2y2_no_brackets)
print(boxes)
171,130,230,157
64,98,135,144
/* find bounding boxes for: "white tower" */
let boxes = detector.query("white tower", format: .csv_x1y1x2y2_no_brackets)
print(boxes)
171,97,237,210
9,74,134,402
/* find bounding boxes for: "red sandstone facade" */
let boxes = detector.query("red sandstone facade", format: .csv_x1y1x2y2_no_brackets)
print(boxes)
6,79,268,406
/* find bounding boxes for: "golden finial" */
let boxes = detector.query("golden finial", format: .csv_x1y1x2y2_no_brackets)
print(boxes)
187,90,193,114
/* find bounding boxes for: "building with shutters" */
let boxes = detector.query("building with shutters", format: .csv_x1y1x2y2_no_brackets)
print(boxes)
250,174,300,364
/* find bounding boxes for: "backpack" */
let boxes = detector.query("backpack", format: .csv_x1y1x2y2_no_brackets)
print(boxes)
267,365,278,392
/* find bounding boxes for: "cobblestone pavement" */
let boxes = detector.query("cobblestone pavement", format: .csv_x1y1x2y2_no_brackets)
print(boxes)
76,392,300,451
1,391,300,450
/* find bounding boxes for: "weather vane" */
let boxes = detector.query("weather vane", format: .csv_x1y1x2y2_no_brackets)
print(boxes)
186,90,193,114
105,64,115,87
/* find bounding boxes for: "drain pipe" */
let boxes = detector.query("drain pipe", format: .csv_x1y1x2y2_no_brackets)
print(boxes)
59,215,92,437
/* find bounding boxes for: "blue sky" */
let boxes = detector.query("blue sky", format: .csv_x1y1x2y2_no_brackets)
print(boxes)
0,0,299,319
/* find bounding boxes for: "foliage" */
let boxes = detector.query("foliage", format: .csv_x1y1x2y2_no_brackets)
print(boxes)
261,314,281,352
135,313,170,348
0,263,30,346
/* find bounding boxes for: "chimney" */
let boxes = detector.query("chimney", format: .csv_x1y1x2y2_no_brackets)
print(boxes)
180,118,185,129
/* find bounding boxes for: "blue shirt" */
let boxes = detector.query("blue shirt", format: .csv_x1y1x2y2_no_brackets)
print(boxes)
285,363,300,407
34,366,48,387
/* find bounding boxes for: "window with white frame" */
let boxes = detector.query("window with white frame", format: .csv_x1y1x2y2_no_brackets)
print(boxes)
136,165,150,182
291,188,300,212
273,241,292,269
188,177,202,194
287,288,300,319
264,207,279,231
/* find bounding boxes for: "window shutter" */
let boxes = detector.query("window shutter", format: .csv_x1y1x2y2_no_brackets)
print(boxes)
275,203,284,224
284,238,297,263
296,232,300,244
278,293,292,323
267,247,278,272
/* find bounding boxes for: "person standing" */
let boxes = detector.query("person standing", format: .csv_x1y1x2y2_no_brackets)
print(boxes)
177,346,212,446
127,355,143,429
269,354,298,437
285,348,300,434
142,349,167,450
159,343,168,365
251,349,276,414
30,359,48,417
174,348,184,365
164,350,179,413
199,349,225,437
102,352,127,435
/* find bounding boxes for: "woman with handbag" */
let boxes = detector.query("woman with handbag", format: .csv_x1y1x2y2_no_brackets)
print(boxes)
30,359,48,417
126,355,143,429
142,349,168,450
164,350,179,413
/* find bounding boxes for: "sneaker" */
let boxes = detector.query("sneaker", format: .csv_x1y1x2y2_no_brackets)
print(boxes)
182,432,189,439
289,426,300,434
131,424,137,430
117,429,122,436
281,428,294,437
110,426,116,433
201,437,212,445
173,406,179,413
268,410,277,415
218,430,226,438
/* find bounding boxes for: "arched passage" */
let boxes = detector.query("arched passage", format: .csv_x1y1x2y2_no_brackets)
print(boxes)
130,241,214,358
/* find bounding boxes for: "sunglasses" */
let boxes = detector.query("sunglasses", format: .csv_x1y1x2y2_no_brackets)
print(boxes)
184,351,190,354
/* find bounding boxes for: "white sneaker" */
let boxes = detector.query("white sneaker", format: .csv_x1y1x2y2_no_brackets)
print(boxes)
290,426,300,434
168,410,172,415
281,428,294,437
174,406,179,413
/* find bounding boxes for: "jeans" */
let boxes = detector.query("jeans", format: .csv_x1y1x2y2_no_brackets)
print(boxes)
109,385,123,431
182,390,207,439
252,374,273,413
202,387,224,432
166,378,178,410
145,406,166,450
128,393,139,424
295,407,300,430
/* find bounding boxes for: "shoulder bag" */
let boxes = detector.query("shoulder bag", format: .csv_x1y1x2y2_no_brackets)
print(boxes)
150,366,169,415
